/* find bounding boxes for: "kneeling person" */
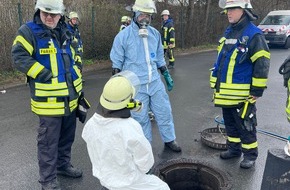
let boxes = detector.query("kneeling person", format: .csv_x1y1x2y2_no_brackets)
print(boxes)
82,71,169,190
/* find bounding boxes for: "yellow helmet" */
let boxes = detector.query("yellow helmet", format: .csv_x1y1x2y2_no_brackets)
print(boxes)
100,76,134,110
35,0,65,15
69,11,79,19
132,0,157,14
121,16,129,22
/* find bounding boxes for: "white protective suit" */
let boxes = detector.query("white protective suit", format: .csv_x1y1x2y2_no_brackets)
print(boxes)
82,113,170,190
110,21,176,143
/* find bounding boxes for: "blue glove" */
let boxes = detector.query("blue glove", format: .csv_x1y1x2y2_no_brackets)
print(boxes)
162,70,174,91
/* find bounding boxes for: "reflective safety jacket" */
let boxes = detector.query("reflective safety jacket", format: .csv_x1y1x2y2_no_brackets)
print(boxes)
119,24,127,31
210,18,270,107
12,15,82,116
67,23,83,66
161,18,175,49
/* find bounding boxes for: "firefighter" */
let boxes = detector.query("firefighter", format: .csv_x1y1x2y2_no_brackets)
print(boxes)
119,16,131,31
161,9,175,69
279,55,290,122
67,11,83,71
110,0,182,152
11,0,87,189
210,0,270,169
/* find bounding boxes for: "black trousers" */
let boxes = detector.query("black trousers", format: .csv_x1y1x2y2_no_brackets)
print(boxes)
222,107,258,161
37,110,77,184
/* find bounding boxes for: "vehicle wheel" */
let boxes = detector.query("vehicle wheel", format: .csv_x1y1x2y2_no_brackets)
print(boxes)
284,36,290,49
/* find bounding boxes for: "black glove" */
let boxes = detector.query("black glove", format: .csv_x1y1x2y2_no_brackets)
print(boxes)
76,92,91,123
237,100,257,131
37,68,52,82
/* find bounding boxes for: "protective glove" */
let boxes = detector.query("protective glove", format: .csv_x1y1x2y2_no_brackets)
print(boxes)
236,100,257,131
76,92,91,123
162,70,174,91
37,68,52,83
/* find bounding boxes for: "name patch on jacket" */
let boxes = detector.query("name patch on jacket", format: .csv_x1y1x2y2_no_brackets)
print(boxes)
39,48,57,55
225,39,237,45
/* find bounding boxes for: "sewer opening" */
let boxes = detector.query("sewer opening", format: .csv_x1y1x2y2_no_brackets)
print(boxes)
153,158,231,190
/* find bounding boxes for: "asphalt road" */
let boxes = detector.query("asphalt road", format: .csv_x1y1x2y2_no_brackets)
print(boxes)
1,48,290,190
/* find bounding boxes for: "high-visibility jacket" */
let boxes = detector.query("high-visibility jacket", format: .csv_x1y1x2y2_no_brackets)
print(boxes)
12,16,82,116
67,23,83,67
210,21,270,107
161,18,175,49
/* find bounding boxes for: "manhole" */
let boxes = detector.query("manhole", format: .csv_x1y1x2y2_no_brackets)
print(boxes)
153,158,231,190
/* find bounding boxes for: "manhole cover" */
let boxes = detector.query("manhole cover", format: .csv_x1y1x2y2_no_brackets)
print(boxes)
201,127,228,150
153,158,231,190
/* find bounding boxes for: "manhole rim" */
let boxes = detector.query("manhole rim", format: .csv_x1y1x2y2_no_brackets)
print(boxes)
153,157,232,190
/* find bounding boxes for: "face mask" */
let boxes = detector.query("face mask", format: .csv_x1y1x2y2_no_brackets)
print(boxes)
137,14,151,38
139,26,148,38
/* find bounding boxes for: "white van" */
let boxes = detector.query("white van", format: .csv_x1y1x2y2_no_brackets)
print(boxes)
258,10,290,48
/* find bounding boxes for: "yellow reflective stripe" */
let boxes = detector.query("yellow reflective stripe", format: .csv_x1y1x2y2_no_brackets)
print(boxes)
217,37,226,53
69,98,78,111
241,101,249,118
219,89,250,96
13,35,34,55
74,55,82,63
242,141,258,149
35,89,69,97
164,27,168,39
48,39,58,77
33,98,63,108
252,77,267,88
214,93,246,106
215,99,244,106
74,79,83,93
226,49,238,83
71,46,76,58
27,62,45,79
220,82,250,90
250,50,270,63
169,27,174,32
227,136,241,143
35,82,68,90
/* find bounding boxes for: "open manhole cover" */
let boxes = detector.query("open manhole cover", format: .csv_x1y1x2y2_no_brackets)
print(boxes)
201,127,228,150
153,158,231,190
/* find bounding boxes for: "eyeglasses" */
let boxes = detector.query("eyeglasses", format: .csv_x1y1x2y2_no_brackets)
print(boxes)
40,11,60,18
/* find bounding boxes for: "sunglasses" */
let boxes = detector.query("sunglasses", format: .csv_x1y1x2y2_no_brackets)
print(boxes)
41,11,60,18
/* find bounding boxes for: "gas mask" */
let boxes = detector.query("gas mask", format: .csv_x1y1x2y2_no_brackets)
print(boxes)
135,12,152,38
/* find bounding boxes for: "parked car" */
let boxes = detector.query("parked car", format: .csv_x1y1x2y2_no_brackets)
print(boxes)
258,10,290,48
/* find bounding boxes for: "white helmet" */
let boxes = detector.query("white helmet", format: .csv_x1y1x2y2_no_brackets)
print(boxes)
219,0,253,9
161,10,170,16
69,11,79,19
100,71,140,111
132,0,157,14
35,0,65,15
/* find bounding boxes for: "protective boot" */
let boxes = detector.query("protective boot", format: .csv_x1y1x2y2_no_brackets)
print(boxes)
240,158,255,169
41,179,61,190
165,140,182,152
57,165,83,178
220,150,242,159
